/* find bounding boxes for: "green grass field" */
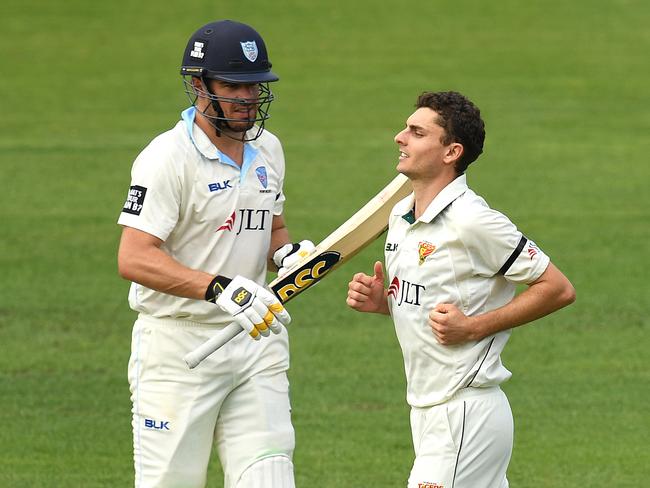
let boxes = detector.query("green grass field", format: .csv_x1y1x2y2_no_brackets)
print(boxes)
1,1,649,486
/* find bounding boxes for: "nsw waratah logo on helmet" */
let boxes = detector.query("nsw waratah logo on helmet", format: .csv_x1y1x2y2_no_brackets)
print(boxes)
240,41,258,62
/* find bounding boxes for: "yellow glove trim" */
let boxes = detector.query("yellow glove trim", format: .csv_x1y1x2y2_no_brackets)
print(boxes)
263,310,275,324
269,303,285,314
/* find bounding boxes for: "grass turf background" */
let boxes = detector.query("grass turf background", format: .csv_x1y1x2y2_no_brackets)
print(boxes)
1,1,648,486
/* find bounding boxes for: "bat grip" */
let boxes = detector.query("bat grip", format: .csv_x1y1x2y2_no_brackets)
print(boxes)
183,322,243,369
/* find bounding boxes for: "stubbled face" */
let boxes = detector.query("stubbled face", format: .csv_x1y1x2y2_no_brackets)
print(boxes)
200,80,262,133
394,107,453,180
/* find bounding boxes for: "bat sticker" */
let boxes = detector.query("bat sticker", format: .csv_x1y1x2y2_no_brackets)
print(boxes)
272,251,341,301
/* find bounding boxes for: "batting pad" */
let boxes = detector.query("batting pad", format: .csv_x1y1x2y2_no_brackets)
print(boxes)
236,455,295,488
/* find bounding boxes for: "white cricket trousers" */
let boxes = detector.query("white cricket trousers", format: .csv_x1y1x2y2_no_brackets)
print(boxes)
408,386,513,488
128,315,295,488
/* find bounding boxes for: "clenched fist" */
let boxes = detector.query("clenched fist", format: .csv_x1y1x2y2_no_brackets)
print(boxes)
215,275,291,340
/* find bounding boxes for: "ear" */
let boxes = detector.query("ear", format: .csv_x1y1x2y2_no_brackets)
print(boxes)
443,143,464,167
191,76,203,91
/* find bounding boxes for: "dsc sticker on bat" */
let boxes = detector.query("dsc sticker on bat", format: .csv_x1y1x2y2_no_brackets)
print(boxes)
273,251,341,301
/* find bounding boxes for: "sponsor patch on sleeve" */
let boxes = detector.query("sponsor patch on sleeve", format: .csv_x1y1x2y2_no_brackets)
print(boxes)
122,185,147,216
525,240,540,259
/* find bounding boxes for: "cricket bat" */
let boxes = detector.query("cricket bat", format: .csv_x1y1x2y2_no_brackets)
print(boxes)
183,173,412,369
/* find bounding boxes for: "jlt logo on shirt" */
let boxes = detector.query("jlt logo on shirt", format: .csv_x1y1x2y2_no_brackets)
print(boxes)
216,208,271,234
388,276,426,307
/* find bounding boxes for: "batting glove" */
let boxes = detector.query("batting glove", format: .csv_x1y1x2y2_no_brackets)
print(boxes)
214,275,291,340
273,240,316,277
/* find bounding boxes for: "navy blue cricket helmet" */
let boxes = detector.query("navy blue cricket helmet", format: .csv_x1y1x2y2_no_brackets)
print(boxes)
180,20,278,141
180,20,278,83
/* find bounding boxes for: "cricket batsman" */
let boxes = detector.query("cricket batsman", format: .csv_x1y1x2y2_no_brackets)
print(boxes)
117,20,312,487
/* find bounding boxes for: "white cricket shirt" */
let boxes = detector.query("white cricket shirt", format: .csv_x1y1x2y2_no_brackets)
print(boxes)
385,174,549,407
118,107,286,325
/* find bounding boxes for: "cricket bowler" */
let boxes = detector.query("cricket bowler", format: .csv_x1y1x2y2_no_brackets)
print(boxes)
347,91,576,487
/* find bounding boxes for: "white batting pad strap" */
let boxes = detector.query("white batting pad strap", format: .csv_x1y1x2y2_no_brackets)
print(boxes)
236,455,295,488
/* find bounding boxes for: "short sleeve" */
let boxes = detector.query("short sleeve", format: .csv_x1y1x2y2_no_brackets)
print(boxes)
274,189,285,215
117,141,181,241
456,203,550,284
263,131,286,216
500,236,550,284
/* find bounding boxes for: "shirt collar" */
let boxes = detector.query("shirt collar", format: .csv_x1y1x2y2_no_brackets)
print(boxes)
393,174,468,224
181,107,259,183
392,192,416,219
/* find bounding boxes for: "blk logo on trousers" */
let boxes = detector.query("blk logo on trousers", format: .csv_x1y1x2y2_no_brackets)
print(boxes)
144,418,170,431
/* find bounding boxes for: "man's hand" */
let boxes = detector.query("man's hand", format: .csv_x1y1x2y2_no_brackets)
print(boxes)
215,276,291,340
273,240,316,277
346,261,390,314
428,303,477,345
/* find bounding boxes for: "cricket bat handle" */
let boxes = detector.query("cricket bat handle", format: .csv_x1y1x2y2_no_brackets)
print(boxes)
183,322,243,369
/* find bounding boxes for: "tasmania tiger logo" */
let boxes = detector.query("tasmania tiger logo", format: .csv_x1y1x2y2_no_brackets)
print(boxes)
418,241,436,265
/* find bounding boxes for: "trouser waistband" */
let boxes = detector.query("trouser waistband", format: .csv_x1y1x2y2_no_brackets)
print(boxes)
449,386,502,402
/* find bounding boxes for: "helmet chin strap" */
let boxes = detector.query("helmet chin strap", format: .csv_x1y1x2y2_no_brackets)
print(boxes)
202,77,225,138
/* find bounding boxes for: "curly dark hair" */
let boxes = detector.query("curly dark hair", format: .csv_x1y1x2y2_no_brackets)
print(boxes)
416,91,485,174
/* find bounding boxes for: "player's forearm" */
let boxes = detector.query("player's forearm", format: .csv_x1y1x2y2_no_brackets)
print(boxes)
119,245,213,299
471,263,575,340
118,228,214,299
268,214,290,271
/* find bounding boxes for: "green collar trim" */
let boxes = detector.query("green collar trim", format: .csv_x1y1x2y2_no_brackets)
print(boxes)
402,208,416,224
